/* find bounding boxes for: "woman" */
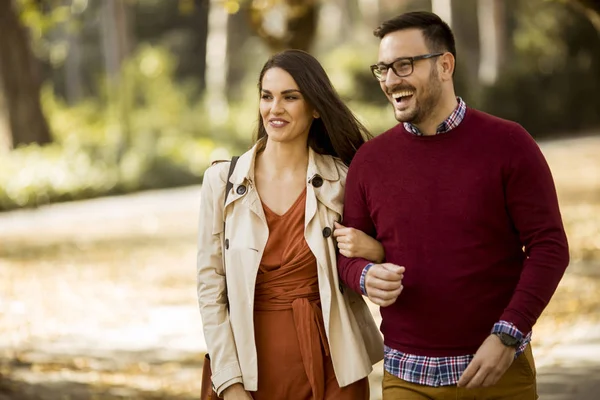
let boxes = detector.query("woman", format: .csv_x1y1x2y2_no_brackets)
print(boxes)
197,49,384,400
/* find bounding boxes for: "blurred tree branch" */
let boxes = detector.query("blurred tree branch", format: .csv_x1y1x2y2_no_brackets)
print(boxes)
558,0,600,34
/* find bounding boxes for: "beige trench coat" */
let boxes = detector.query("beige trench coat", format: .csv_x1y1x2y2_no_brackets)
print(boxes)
196,144,383,396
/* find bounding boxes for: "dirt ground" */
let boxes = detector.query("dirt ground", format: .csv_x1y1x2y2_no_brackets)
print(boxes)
1,135,599,400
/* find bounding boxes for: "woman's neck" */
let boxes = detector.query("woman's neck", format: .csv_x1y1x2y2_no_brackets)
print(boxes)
257,139,309,179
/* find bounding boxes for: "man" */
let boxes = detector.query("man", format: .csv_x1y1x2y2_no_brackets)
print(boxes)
336,11,569,399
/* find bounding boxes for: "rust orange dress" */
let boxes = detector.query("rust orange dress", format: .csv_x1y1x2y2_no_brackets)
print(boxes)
252,188,369,400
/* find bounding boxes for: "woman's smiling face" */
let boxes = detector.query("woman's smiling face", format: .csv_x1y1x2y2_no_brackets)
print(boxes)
259,67,318,145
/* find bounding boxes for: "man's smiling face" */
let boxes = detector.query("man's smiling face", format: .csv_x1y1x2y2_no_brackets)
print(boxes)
377,28,443,124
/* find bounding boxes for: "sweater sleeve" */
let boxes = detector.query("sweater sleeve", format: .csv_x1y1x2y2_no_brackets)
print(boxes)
337,154,377,294
500,125,570,333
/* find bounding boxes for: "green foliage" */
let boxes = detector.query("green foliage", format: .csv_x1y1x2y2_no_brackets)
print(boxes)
320,44,397,135
0,41,395,212
478,0,600,137
16,0,72,37
15,0,75,63
4,0,599,211
319,1,600,138
0,46,236,212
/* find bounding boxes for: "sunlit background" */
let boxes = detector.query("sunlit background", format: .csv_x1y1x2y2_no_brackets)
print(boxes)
0,0,599,399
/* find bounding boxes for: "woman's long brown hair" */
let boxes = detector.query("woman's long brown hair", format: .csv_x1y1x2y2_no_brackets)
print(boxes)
255,49,372,166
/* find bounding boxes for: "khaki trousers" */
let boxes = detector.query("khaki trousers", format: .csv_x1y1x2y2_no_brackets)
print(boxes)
382,345,538,400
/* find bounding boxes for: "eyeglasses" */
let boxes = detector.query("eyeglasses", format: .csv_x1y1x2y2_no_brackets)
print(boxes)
370,53,444,81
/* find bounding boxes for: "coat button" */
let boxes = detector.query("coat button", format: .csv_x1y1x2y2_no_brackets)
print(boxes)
236,185,246,195
322,227,332,238
339,283,345,294
311,175,323,188
225,239,229,249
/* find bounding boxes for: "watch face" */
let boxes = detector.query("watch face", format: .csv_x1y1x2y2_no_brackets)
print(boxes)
499,333,519,347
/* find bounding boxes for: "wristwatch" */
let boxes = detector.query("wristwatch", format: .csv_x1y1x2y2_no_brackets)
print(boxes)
494,332,520,348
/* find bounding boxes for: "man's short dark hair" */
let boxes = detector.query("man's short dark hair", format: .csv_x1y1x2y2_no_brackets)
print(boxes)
374,11,457,64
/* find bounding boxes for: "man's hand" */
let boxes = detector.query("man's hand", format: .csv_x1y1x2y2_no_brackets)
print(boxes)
457,334,516,389
222,383,253,400
365,263,404,307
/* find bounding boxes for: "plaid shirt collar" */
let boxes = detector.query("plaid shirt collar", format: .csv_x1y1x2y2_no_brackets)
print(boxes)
403,97,466,136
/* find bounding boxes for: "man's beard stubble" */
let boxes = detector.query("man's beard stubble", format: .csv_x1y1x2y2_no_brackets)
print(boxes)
394,67,443,125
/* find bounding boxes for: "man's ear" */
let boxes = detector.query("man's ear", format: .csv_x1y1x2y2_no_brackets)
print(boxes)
439,52,455,80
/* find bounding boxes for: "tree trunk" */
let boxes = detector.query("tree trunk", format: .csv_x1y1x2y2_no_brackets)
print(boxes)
317,0,350,46
357,0,380,33
102,0,132,82
226,2,252,99
0,80,12,153
450,0,480,100
477,0,506,85
192,0,210,92
205,0,230,126
65,27,84,104
432,0,453,27
101,0,133,155
0,0,52,149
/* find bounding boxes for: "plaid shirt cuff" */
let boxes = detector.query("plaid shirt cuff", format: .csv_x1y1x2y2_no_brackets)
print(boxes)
359,263,374,296
492,320,531,357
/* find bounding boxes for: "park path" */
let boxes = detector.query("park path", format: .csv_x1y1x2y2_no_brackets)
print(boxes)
1,136,600,399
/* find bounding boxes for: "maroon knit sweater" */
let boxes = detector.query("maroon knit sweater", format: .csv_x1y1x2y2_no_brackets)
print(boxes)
338,108,569,357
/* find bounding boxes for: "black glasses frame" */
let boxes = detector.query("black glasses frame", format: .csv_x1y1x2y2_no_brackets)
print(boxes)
370,53,444,81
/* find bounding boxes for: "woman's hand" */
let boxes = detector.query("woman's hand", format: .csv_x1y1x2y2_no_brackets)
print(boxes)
333,222,385,263
222,383,253,400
